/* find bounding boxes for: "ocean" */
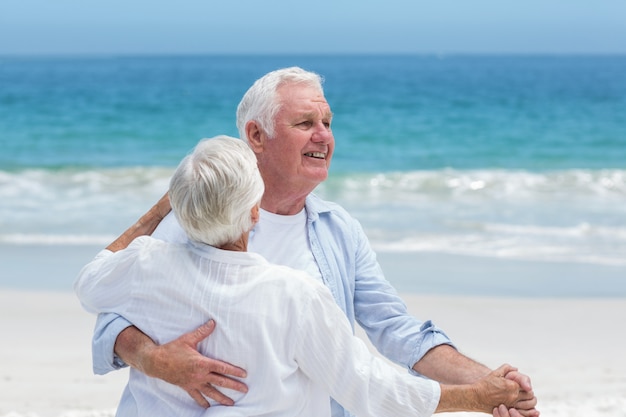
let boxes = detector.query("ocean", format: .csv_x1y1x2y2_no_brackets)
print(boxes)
1,54,625,293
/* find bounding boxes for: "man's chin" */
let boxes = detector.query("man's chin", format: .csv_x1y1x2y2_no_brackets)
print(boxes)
310,169,329,183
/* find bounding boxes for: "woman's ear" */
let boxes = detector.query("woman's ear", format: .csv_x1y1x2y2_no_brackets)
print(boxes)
251,204,260,225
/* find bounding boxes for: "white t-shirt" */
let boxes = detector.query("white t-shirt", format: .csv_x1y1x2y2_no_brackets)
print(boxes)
249,208,323,283
154,210,322,282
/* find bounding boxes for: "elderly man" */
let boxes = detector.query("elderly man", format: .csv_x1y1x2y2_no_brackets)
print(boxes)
84,67,538,417
76,135,527,417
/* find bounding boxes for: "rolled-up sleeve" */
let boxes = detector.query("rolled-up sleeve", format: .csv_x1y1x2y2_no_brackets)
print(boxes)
406,320,455,376
92,313,133,374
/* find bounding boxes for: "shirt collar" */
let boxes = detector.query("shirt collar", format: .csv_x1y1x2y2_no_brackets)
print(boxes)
305,193,334,222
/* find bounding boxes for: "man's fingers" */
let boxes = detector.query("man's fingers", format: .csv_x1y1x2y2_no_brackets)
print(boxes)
182,321,249,382
206,358,247,379
200,384,235,406
205,372,248,393
517,390,535,400
515,392,537,408
187,383,242,408
187,389,211,409
183,320,216,346
494,364,518,378
505,371,533,392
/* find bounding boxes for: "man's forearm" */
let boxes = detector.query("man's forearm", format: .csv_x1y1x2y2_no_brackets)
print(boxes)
413,344,490,384
114,325,159,376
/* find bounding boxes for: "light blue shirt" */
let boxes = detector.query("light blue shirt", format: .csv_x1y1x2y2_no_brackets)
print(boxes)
89,193,453,417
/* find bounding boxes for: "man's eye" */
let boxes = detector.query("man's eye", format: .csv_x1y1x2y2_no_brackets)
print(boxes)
298,121,312,128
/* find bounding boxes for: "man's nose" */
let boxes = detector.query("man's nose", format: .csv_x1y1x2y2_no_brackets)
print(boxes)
311,122,333,143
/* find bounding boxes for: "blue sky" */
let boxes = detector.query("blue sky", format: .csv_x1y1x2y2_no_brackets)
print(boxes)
1,0,625,55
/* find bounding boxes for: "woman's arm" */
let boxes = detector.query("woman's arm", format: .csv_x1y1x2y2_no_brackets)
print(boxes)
77,193,248,407
295,282,526,416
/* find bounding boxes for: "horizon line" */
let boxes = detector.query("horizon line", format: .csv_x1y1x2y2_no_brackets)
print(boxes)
2,51,626,59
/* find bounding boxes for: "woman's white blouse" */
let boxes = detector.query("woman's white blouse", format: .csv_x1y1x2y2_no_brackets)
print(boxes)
75,236,440,417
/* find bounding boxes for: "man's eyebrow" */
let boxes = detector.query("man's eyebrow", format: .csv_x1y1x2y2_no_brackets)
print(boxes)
301,110,333,119
318,110,334,120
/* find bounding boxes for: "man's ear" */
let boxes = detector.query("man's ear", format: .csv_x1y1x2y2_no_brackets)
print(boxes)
246,121,264,153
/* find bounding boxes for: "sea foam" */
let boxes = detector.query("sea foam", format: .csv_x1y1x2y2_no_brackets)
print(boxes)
1,167,624,266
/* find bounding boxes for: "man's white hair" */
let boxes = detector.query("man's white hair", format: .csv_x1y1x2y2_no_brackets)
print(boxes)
236,66,324,141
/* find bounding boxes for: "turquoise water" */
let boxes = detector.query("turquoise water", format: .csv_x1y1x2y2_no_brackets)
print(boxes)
2,55,625,170
1,55,625,279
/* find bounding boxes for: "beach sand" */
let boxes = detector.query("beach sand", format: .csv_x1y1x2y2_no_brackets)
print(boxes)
1,246,625,417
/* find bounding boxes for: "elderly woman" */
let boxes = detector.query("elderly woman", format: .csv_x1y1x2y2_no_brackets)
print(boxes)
75,135,523,417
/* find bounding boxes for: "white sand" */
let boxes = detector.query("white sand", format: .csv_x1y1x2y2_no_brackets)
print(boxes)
1,289,625,417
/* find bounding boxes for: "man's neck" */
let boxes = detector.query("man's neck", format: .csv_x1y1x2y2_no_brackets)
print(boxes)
260,193,307,216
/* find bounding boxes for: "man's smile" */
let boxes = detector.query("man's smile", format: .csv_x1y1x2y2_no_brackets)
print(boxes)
304,152,326,159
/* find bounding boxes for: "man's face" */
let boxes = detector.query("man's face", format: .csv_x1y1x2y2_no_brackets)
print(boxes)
257,83,335,195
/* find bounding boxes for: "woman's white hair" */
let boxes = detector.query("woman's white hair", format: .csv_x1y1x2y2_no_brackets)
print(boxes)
169,135,264,247
236,66,324,142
